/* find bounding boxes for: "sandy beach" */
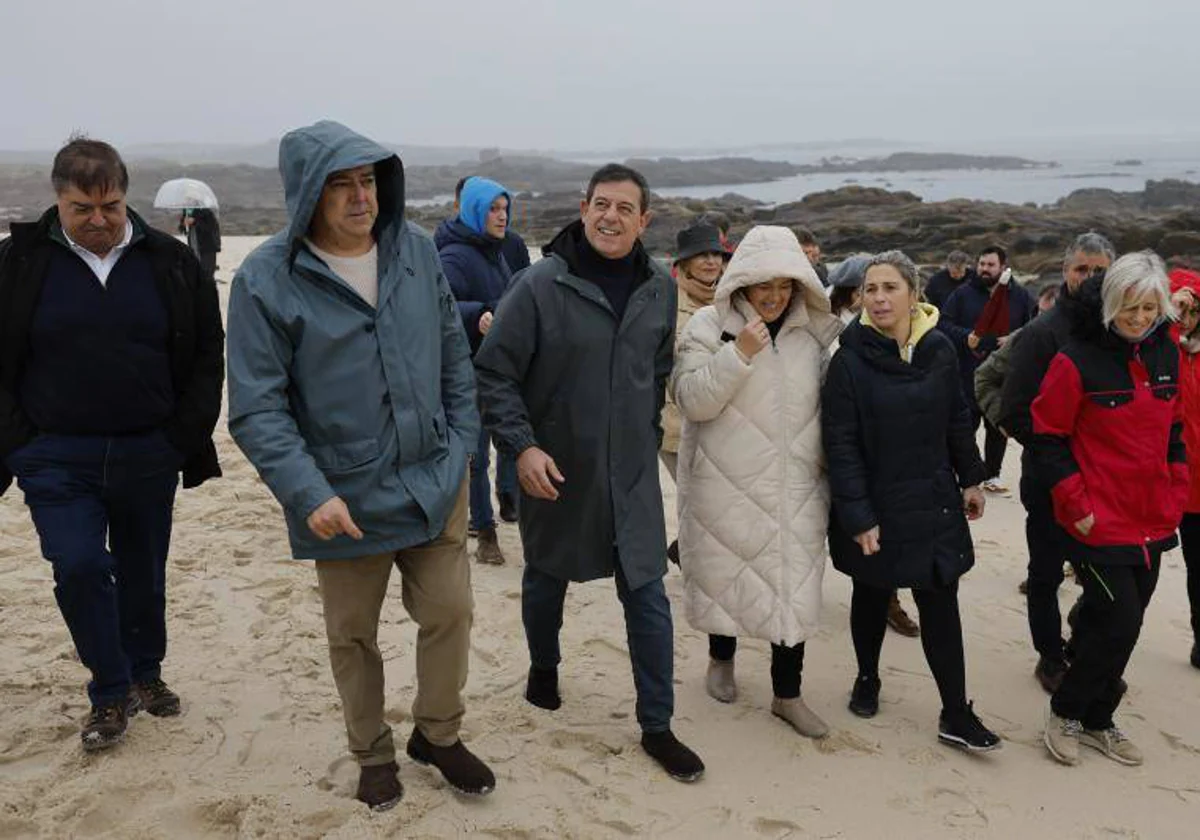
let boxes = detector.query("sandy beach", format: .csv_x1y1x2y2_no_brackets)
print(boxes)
1,236,1198,839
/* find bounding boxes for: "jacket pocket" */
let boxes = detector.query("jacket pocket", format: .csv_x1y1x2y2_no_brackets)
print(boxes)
310,439,379,474
1086,391,1133,409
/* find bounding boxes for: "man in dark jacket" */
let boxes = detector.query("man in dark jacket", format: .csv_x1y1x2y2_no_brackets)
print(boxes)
792,226,829,286
475,164,705,783
925,250,975,310
997,233,1114,693
436,175,532,277
940,245,1037,491
438,176,516,565
0,137,224,752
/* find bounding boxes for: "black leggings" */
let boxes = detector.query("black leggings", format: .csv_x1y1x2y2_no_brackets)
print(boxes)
850,580,968,714
708,635,805,699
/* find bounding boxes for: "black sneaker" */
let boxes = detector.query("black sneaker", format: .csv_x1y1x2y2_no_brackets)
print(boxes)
938,702,1001,752
1191,641,1200,670
356,761,403,811
641,730,704,782
498,493,519,523
525,666,562,711
848,674,880,718
81,695,139,752
134,678,181,717
1034,657,1069,694
406,729,495,796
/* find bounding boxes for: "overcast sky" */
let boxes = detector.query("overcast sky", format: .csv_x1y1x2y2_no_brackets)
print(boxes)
6,0,1198,153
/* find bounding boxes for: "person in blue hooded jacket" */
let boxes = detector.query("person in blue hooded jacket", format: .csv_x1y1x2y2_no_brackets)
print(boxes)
438,177,520,561
226,120,493,811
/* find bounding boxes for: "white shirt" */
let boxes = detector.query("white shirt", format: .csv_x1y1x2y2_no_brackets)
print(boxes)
305,239,379,308
62,220,134,287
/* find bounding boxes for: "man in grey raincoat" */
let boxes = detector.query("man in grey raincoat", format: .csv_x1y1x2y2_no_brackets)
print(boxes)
226,121,493,811
475,163,705,782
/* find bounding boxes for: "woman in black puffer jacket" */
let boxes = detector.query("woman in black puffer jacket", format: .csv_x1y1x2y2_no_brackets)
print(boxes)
822,250,999,752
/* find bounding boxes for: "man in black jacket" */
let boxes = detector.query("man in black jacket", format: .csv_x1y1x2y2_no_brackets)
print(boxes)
475,164,704,783
0,137,224,751
925,250,975,310
998,232,1114,693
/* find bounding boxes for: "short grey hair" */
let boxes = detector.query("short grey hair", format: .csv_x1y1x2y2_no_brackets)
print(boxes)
946,250,970,267
1100,251,1174,327
866,250,921,293
1064,231,1116,266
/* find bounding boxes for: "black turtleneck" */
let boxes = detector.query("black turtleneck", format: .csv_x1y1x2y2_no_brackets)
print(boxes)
549,221,642,320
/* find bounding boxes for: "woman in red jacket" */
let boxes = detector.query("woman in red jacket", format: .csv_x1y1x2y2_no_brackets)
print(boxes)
1031,251,1186,768
1169,267,1200,670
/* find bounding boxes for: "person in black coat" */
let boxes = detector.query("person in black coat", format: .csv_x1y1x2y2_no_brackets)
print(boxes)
0,138,223,752
178,208,221,283
822,250,1000,752
924,250,975,310
940,246,1037,491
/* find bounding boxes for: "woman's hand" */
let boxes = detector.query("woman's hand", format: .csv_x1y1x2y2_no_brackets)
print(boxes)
963,486,985,520
855,526,881,555
735,317,770,360
1074,513,1095,536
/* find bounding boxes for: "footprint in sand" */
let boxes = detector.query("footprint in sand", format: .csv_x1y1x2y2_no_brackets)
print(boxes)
815,729,880,756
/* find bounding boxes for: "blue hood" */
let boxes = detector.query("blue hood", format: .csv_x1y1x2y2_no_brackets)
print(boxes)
458,177,510,238
277,120,405,257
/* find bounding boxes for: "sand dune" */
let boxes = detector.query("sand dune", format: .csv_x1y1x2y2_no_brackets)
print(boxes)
1,237,1197,839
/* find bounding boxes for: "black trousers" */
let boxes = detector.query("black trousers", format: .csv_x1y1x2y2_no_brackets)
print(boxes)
1051,555,1161,730
850,580,968,714
971,412,1007,480
708,635,805,699
1178,513,1200,641
1021,470,1074,661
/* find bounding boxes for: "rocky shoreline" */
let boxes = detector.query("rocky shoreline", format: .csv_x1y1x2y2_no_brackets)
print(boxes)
3,156,1197,273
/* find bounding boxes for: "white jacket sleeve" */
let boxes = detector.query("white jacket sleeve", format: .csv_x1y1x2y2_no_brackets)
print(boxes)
670,315,754,424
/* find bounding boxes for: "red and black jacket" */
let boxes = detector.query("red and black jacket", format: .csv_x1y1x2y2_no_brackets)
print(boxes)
1030,277,1186,566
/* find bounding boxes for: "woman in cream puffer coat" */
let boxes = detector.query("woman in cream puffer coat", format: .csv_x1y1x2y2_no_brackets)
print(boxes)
670,225,842,738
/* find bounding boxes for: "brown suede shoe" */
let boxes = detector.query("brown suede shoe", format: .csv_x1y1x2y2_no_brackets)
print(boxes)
134,678,181,717
356,761,403,811
475,527,506,566
406,729,495,796
81,695,139,752
887,593,920,637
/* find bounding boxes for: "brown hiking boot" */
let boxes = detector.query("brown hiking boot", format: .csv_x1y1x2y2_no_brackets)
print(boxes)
134,678,181,717
406,729,495,796
887,593,920,637
475,526,506,566
356,761,403,811
81,695,139,752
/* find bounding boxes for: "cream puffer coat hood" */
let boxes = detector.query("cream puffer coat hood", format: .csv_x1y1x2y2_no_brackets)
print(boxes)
669,226,841,645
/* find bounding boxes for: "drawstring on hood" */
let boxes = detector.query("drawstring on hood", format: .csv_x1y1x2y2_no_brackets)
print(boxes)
862,302,940,363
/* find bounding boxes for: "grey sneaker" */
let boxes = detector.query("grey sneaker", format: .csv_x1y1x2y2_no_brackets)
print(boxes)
1044,707,1082,766
705,658,737,704
1080,725,1143,766
771,696,829,739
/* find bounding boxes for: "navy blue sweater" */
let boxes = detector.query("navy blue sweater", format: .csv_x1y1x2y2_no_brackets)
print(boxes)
21,247,174,435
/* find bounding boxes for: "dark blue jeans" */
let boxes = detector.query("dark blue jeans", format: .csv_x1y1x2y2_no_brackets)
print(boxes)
522,563,675,733
6,432,181,707
469,427,518,531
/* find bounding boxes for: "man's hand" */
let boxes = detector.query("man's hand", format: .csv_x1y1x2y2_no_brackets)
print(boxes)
855,526,881,555
996,334,1011,348
967,332,981,351
479,311,494,335
307,497,364,541
518,446,565,500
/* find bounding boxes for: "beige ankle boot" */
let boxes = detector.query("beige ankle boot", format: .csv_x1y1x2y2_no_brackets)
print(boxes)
705,659,737,703
771,696,829,739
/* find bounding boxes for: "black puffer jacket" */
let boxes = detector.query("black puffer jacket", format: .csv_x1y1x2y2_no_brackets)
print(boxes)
822,314,986,588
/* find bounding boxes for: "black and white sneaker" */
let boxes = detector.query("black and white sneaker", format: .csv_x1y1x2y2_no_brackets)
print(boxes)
938,702,1001,752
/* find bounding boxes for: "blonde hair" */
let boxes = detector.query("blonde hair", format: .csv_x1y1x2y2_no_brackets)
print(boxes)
1100,251,1175,327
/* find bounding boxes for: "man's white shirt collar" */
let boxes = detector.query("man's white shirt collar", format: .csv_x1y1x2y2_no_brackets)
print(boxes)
62,219,134,287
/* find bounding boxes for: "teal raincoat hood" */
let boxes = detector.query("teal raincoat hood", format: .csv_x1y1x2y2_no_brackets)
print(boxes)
277,120,406,260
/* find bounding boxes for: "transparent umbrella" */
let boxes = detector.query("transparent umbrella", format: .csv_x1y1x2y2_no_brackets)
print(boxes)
153,178,219,210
